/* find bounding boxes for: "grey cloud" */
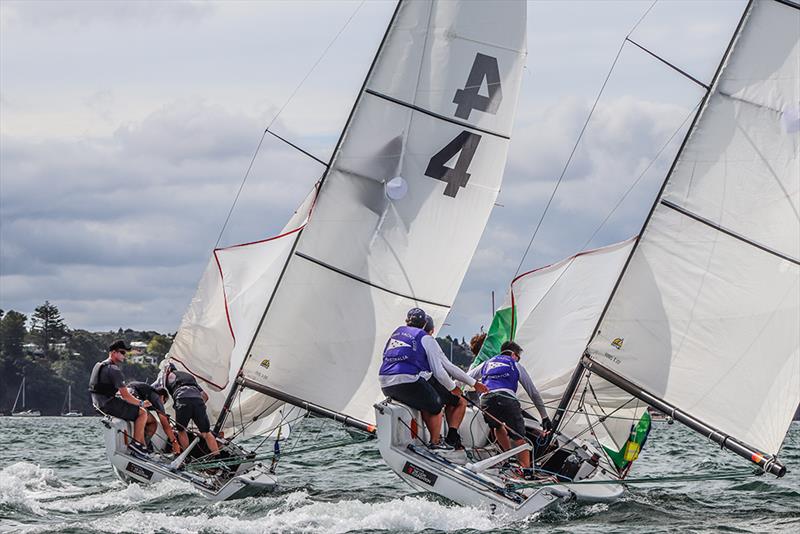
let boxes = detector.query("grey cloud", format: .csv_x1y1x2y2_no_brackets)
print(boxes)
1,100,322,330
2,0,213,28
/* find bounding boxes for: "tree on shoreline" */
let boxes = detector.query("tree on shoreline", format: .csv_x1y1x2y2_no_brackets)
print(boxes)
30,301,67,358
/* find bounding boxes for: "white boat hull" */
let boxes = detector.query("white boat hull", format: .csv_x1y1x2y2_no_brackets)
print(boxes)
12,410,41,417
374,400,624,518
101,417,277,501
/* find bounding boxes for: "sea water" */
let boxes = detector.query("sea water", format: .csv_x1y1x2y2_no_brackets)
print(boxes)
1,417,798,533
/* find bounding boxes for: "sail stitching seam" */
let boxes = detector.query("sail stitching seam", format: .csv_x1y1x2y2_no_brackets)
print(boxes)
295,251,451,308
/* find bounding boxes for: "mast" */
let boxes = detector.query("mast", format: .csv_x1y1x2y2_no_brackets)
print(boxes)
213,0,405,434
12,376,23,413
548,0,755,443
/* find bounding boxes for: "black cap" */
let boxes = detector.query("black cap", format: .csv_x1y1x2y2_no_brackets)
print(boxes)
406,307,427,328
108,339,132,352
423,314,434,333
500,340,523,357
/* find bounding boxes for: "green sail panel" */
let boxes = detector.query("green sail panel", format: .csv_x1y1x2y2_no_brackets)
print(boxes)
472,306,515,368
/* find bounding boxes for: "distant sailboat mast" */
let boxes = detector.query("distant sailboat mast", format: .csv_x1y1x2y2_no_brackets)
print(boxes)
552,0,799,477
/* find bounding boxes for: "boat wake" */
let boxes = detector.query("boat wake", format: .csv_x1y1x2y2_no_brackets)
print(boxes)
0,462,83,515
10,486,516,534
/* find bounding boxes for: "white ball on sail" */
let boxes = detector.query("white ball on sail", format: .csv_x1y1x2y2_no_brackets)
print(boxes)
385,176,408,201
782,106,800,134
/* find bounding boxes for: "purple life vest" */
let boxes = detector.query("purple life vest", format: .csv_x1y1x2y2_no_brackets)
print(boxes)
481,353,520,393
379,326,430,376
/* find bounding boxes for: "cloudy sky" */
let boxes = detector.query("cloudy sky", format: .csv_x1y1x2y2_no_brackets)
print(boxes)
0,0,747,337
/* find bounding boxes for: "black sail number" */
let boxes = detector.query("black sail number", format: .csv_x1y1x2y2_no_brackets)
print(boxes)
424,53,500,197
424,131,482,198
452,53,503,120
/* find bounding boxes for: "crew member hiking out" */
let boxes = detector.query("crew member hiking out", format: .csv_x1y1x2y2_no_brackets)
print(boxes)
89,340,149,454
423,314,488,448
127,381,181,455
379,307,484,450
161,363,220,456
468,341,552,473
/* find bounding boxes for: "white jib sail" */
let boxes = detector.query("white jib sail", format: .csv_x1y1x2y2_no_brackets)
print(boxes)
588,0,800,457
240,0,528,425
503,238,641,451
167,188,317,433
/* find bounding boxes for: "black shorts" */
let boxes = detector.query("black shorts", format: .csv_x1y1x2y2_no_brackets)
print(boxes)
174,397,211,433
382,378,443,414
428,377,461,407
101,397,141,422
481,393,526,438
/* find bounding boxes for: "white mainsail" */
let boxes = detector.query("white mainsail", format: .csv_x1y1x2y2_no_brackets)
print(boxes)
236,0,528,425
586,0,799,460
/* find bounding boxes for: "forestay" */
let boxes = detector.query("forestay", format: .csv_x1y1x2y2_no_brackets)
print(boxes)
239,0,528,425
587,0,800,457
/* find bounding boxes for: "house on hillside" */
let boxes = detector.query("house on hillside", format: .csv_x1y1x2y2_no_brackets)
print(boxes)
130,341,148,354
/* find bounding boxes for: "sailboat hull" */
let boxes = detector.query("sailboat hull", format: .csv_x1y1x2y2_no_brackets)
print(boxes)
101,417,277,501
374,400,623,518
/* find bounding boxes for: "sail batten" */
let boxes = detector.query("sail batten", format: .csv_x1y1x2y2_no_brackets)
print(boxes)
295,252,451,308
660,199,800,265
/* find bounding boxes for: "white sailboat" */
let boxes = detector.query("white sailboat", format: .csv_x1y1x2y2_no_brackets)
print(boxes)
147,0,529,503
61,384,82,417
379,0,798,518
11,376,41,417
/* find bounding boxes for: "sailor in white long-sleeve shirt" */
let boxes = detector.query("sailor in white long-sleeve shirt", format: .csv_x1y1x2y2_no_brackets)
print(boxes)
421,315,488,448
379,308,487,449
468,341,552,470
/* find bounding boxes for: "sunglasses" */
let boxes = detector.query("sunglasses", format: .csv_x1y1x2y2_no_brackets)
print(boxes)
116,350,127,356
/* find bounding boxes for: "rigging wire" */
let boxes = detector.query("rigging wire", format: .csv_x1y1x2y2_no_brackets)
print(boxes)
214,0,366,248
513,0,658,277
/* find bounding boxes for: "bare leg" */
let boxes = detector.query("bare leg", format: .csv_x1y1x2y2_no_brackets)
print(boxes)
421,411,444,444
201,432,219,455
144,413,157,441
445,396,467,430
132,408,147,444
513,438,531,468
494,425,512,451
177,430,190,450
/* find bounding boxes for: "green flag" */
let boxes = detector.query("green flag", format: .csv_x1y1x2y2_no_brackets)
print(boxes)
471,305,515,368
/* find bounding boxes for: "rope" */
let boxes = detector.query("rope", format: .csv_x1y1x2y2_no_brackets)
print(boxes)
185,434,372,471
214,0,366,248
514,0,658,277
508,468,755,490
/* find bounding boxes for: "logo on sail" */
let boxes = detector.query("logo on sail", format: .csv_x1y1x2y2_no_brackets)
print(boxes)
260,358,271,369
611,337,624,350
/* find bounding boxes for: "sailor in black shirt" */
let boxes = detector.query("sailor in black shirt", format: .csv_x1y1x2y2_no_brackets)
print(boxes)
88,340,148,453
127,381,181,454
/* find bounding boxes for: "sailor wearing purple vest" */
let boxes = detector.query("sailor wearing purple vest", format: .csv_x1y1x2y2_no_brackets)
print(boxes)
379,308,470,449
468,341,551,470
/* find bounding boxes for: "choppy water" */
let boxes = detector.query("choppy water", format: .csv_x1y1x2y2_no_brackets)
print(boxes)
1,417,798,533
